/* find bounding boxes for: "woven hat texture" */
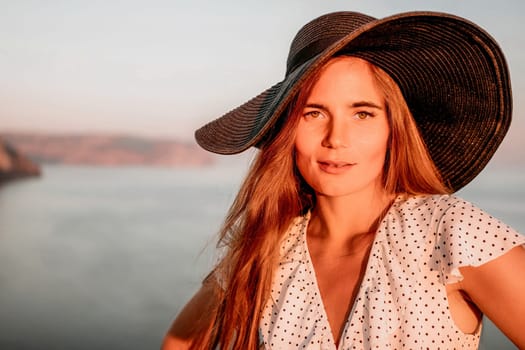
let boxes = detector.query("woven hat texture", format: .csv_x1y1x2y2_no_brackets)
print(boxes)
195,11,512,191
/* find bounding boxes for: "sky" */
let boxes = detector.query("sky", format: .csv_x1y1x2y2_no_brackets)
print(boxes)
1,0,524,152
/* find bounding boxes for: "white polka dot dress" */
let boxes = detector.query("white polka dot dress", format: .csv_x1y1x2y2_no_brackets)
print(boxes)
259,194,525,349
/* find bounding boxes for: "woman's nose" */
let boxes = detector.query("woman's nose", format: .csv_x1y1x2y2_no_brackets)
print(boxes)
321,118,348,149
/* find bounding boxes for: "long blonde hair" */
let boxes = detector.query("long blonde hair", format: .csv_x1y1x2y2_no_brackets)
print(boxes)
192,57,450,349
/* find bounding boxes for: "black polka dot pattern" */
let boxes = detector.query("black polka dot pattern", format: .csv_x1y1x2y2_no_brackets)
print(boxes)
259,194,525,349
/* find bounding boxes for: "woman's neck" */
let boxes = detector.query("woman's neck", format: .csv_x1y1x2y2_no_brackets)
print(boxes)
308,190,395,256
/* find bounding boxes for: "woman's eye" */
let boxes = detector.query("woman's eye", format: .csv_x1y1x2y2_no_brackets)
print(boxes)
355,111,373,120
304,111,323,119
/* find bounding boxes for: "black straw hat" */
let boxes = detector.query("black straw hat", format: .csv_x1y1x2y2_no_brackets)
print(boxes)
195,11,512,191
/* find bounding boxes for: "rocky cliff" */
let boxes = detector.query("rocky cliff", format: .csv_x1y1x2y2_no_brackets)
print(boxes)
0,139,41,182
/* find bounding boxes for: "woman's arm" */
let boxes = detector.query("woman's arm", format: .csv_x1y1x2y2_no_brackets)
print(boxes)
161,278,219,350
459,245,525,349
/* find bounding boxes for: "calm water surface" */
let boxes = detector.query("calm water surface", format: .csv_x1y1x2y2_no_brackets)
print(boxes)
0,163,523,349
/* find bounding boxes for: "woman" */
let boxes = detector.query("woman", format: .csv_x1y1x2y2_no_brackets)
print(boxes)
163,11,525,349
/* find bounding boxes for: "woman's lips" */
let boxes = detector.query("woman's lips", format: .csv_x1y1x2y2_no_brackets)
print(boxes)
318,160,355,174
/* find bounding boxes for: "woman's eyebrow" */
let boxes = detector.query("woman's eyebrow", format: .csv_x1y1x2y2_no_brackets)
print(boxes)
304,101,383,110
350,101,383,109
304,103,329,111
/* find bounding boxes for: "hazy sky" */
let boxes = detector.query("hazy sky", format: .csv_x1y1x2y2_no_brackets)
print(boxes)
1,0,524,145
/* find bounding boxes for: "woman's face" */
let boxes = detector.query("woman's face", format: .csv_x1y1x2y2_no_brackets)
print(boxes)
294,56,390,199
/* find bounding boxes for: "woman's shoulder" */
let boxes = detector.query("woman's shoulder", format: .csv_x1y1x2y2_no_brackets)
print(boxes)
397,192,468,207
277,213,310,263
393,194,525,284
395,193,497,220
394,193,522,240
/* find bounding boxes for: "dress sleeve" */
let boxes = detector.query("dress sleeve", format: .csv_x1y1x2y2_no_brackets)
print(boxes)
430,197,525,284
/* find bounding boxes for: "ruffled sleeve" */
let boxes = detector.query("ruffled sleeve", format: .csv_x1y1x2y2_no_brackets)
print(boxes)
428,196,525,284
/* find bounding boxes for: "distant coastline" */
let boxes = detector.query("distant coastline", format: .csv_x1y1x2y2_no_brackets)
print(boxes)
0,132,215,171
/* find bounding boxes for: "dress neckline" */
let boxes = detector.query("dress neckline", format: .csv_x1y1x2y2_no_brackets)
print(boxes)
300,196,401,349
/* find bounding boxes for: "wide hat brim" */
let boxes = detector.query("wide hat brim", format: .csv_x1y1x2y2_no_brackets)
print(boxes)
195,11,512,192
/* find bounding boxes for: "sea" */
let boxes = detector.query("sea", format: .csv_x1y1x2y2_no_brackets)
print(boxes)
0,161,523,350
